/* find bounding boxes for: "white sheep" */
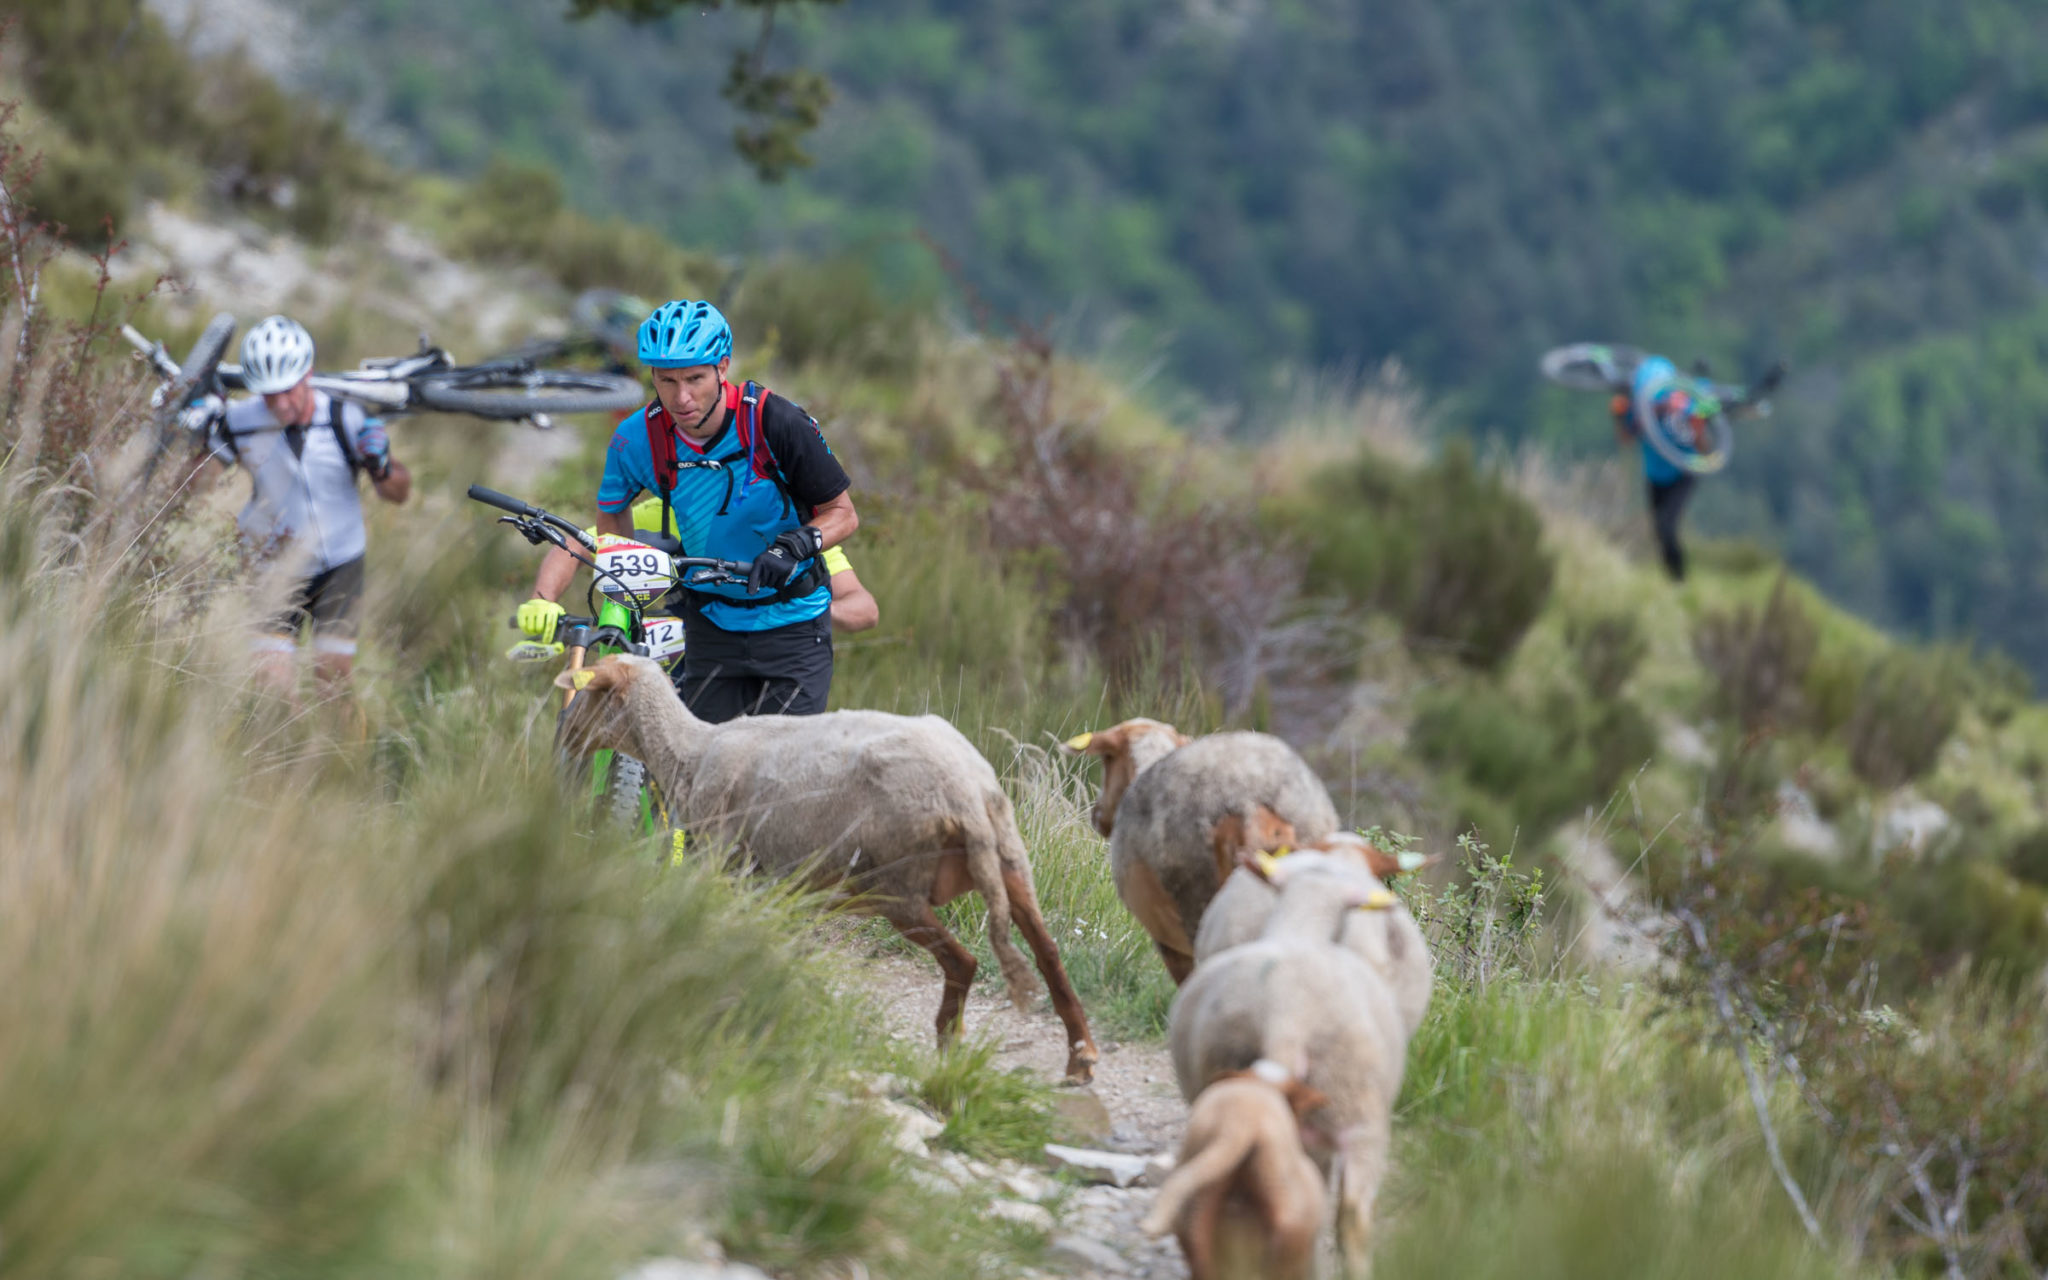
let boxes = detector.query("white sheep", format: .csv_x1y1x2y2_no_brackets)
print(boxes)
1166,853,1416,1269
1065,720,1339,982
555,654,1099,1083
1195,832,1434,1036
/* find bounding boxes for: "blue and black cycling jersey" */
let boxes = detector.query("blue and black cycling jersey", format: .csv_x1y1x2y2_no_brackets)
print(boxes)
598,382,850,632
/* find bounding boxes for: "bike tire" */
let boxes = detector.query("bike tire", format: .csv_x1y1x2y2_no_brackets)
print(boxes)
1539,342,1644,392
413,366,645,419
601,752,651,829
1633,383,1735,476
138,312,237,488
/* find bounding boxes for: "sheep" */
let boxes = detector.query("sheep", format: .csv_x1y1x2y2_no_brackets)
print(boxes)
1195,832,1435,1036
1065,721,1340,983
1166,853,1415,1269
554,654,1099,1083
1139,1059,1331,1280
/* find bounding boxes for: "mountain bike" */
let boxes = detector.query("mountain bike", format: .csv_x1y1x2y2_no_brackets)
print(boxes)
1540,341,1783,475
122,319,647,476
466,483,748,837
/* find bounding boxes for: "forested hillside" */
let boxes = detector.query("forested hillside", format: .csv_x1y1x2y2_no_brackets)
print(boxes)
250,0,2048,678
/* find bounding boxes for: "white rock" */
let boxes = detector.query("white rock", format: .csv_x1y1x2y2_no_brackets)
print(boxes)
986,1198,1056,1232
1775,783,1840,858
1138,1153,1176,1187
936,1152,977,1187
1043,1144,1152,1188
1661,719,1714,767
876,1099,945,1157
1045,1233,1130,1275
1000,1165,1055,1202
1877,796,1951,855
618,1260,771,1280
846,1069,915,1100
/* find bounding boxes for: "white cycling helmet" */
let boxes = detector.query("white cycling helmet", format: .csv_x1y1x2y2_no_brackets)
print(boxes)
240,315,316,394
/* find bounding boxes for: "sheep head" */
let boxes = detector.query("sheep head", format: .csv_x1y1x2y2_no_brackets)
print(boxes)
1061,718,1189,837
552,654,662,760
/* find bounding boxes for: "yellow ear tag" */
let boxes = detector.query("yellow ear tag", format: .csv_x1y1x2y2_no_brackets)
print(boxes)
1271,846,1293,859
1252,849,1284,880
1064,732,1094,751
1356,889,1398,912
570,668,597,690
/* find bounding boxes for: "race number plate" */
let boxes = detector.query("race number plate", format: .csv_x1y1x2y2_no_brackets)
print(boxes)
642,617,686,665
593,539,674,603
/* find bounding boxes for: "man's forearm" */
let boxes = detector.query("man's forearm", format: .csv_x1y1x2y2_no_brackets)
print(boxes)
532,544,578,601
809,491,859,550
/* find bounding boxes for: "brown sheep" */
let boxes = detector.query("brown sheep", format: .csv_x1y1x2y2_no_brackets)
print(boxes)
1066,722,1339,983
1140,1060,1332,1280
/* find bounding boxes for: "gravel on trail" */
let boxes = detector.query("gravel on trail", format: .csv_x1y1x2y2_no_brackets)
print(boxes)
843,942,1193,1280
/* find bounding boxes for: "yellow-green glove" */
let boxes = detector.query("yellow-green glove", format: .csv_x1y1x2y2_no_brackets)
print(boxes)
517,596,566,642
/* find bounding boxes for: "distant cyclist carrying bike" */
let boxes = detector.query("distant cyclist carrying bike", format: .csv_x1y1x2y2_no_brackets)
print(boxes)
194,315,412,693
1612,354,1712,582
517,300,858,721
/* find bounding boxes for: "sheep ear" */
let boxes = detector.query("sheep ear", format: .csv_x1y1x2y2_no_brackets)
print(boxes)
1237,847,1289,885
1397,850,1433,873
1173,730,1192,747
1061,731,1096,755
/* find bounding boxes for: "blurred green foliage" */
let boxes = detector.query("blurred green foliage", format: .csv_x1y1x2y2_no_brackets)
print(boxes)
276,0,2048,683
3,0,380,241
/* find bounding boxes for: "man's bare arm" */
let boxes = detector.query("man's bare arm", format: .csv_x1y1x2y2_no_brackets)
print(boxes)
809,490,858,549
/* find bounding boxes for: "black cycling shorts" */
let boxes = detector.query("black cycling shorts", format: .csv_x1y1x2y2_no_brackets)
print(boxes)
267,555,365,639
674,601,832,724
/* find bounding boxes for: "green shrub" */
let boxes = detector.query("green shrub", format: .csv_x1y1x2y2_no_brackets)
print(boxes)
24,138,128,242
1409,681,1594,839
918,1037,1056,1162
1565,607,1647,699
449,155,717,296
2005,825,2048,888
1398,442,1556,670
1694,574,1816,735
1282,440,1553,672
1846,649,1961,789
727,254,929,376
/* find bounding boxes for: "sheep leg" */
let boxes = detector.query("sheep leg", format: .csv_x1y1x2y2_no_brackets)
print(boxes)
999,866,1100,1084
881,899,979,1045
1331,1116,1390,1277
1154,940,1196,985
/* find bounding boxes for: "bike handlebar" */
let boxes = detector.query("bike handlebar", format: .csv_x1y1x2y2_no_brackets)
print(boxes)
466,484,534,515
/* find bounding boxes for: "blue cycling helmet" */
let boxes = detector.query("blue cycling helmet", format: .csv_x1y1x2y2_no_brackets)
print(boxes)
638,299,733,368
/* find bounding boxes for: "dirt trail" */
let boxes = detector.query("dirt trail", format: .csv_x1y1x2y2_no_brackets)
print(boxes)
848,944,1192,1279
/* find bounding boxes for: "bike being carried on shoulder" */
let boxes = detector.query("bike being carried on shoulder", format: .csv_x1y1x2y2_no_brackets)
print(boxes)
121,317,648,490
1539,341,1784,475
466,484,748,840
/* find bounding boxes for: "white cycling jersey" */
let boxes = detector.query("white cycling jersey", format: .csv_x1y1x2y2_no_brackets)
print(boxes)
211,390,373,574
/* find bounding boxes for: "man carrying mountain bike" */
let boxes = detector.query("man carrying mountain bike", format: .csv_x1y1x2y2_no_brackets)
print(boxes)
516,300,858,721
1612,354,1706,581
194,315,412,693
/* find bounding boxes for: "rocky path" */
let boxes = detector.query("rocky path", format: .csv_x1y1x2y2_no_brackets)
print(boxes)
843,941,1192,1279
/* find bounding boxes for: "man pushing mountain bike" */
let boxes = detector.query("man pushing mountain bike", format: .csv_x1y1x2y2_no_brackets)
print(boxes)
516,300,858,721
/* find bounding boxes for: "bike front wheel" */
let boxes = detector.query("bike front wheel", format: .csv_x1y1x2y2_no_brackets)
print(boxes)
413,364,645,419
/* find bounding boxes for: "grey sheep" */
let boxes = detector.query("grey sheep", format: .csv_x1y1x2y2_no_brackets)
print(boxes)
1066,720,1339,982
1196,832,1434,1036
1167,854,1416,1268
556,654,1099,1083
